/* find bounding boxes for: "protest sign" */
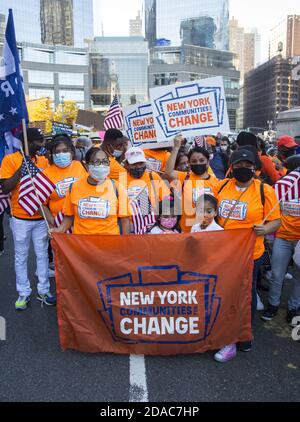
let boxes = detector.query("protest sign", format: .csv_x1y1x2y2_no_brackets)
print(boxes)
52,121,73,136
124,103,172,149
52,229,255,355
150,76,230,141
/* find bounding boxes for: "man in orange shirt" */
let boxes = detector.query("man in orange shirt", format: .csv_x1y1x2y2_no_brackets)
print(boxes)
0,128,56,311
262,155,300,326
101,129,129,180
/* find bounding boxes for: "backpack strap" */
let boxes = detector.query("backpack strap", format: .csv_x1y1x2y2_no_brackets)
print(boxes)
110,179,119,199
218,179,230,194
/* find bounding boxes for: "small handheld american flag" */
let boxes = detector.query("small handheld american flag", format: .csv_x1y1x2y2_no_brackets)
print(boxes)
194,136,207,149
130,188,156,235
18,157,56,216
274,168,300,202
0,185,10,215
54,211,72,234
104,95,123,130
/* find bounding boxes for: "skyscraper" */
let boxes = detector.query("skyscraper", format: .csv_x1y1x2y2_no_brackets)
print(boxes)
270,15,300,59
145,0,229,50
130,11,143,37
0,0,93,47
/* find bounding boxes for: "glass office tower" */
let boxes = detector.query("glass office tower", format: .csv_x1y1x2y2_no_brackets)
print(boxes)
145,0,229,50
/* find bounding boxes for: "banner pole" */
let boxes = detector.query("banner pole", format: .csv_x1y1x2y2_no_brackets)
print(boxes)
22,118,29,156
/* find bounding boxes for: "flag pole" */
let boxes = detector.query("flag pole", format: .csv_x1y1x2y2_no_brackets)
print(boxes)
22,118,29,156
19,146,50,231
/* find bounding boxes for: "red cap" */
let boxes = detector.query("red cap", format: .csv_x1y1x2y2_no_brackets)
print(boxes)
277,135,298,148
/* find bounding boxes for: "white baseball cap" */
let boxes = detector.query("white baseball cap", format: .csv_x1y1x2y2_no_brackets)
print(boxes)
125,147,147,165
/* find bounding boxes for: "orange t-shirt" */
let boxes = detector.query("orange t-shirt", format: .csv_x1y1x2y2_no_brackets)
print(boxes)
176,171,220,233
43,161,87,217
217,179,281,260
124,170,169,207
276,198,300,241
0,152,49,220
144,149,171,173
63,177,130,235
109,157,127,181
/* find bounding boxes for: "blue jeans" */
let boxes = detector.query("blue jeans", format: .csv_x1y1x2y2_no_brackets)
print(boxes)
268,237,300,310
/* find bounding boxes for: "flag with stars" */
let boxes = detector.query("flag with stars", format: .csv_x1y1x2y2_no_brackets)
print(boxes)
130,188,156,234
18,158,55,217
104,95,124,130
0,9,29,134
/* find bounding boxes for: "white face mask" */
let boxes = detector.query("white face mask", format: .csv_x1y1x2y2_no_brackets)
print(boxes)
220,146,228,152
88,165,110,182
113,149,123,158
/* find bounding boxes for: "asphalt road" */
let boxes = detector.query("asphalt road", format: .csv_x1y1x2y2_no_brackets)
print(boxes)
0,215,299,403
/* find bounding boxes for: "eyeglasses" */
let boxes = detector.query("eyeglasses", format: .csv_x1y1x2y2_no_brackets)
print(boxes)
90,159,110,166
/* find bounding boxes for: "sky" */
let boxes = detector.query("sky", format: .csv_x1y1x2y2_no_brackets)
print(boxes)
93,0,300,62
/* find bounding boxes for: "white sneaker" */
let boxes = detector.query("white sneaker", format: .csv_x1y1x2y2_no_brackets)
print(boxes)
214,344,237,363
257,294,264,311
285,273,293,280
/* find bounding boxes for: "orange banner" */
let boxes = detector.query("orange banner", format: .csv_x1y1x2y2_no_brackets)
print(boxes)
52,229,256,355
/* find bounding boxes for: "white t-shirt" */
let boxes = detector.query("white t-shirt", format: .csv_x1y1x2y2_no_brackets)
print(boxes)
149,226,179,234
191,220,224,233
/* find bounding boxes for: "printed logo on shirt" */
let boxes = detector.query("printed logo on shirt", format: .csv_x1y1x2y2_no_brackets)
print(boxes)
146,158,161,173
127,185,149,201
281,200,300,217
192,187,213,204
56,177,78,198
78,197,111,219
219,200,248,221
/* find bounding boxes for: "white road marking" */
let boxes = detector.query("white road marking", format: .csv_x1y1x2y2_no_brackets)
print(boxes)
129,354,148,402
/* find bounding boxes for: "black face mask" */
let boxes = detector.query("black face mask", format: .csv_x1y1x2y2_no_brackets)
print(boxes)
191,164,207,176
129,167,147,179
233,168,255,183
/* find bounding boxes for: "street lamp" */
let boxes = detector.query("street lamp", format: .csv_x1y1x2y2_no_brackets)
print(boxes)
61,95,65,124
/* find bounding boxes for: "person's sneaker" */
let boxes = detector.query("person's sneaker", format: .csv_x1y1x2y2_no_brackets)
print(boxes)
287,308,300,327
285,273,293,280
261,304,278,321
257,294,264,311
214,344,237,363
15,296,30,311
0,250,4,257
37,292,57,307
264,270,272,280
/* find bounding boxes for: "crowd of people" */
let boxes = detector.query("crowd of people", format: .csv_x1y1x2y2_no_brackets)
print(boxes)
0,127,299,363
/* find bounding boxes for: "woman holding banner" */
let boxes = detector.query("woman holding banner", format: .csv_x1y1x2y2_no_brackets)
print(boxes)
165,135,220,232
50,147,131,236
214,149,281,362
42,134,87,229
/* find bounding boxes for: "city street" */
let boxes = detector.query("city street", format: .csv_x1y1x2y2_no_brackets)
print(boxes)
0,215,299,403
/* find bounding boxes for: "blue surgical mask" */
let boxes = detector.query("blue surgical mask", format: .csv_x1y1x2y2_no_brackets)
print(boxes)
88,165,110,182
53,152,72,168
113,149,123,159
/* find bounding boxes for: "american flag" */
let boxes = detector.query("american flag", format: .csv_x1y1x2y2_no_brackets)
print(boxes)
274,168,300,202
18,158,56,216
0,185,10,215
104,95,123,130
194,136,207,148
54,211,72,234
130,188,156,234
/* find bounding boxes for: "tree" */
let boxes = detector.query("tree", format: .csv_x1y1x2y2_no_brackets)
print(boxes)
53,100,79,126
27,97,53,133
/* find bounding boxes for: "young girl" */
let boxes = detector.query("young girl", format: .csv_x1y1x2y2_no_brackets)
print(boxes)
148,196,181,234
191,194,223,233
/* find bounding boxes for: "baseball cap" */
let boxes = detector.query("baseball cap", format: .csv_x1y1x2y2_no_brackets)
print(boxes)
125,147,147,165
206,136,217,146
20,128,44,143
237,131,258,147
231,149,256,165
277,135,298,149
